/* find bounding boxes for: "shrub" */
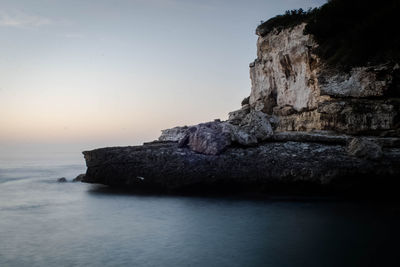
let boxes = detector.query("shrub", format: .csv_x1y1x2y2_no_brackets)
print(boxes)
257,0,400,69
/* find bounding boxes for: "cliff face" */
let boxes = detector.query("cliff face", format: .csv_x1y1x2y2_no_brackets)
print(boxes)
241,23,400,136
249,24,321,113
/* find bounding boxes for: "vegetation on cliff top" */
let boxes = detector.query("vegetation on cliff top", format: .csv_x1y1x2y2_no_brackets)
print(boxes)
256,8,316,37
257,0,400,68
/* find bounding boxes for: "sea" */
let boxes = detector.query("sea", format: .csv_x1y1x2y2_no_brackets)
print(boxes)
0,153,399,267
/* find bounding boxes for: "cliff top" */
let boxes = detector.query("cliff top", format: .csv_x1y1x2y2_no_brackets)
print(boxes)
256,8,313,37
256,0,400,69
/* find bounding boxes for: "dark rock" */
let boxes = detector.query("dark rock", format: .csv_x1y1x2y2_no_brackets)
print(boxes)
271,132,400,147
179,122,232,155
347,138,383,160
57,177,67,183
273,106,297,116
258,93,277,115
318,99,400,136
241,96,250,106
272,131,350,144
82,141,400,194
72,174,85,182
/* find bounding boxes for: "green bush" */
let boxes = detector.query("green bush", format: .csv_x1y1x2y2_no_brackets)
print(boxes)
256,8,316,36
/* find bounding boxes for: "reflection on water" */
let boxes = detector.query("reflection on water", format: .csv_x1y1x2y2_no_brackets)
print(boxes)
0,162,399,267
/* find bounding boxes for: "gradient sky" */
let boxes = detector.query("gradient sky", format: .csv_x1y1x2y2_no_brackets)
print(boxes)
0,0,325,158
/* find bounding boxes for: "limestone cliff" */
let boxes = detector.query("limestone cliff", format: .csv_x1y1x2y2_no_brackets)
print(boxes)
235,23,400,136
249,24,321,113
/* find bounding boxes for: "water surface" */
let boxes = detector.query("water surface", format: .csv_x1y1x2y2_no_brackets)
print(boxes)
0,158,399,267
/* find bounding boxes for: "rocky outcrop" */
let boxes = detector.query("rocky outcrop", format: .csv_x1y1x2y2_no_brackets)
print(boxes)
247,23,399,136
151,20,399,151
82,141,400,194
82,19,400,195
318,99,400,135
347,138,383,160
227,110,273,144
57,177,67,183
73,174,86,182
249,24,321,113
159,126,189,142
178,121,232,155
319,64,399,98
159,110,274,152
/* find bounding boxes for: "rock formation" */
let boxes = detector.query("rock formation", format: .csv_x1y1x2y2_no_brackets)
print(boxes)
57,177,67,183
247,23,399,136
347,138,383,160
177,121,232,155
72,174,86,182
83,141,400,194
82,11,400,195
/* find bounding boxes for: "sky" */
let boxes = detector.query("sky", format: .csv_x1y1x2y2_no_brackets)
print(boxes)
0,0,325,159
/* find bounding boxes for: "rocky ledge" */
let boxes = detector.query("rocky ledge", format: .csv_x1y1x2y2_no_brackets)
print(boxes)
82,135,400,195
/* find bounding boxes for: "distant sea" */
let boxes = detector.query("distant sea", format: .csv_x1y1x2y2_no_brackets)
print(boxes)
0,155,399,267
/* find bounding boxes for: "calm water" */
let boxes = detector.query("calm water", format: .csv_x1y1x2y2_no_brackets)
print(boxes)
0,158,399,267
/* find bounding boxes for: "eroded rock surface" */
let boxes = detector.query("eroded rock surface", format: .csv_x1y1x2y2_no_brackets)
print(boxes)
250,24,321,113
247,23,399,136
347,138,383,160
161,111,274,151
73,174,86,182
178,122,232,155
319,64,399,98
159,126,189,142
83,142,400,193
